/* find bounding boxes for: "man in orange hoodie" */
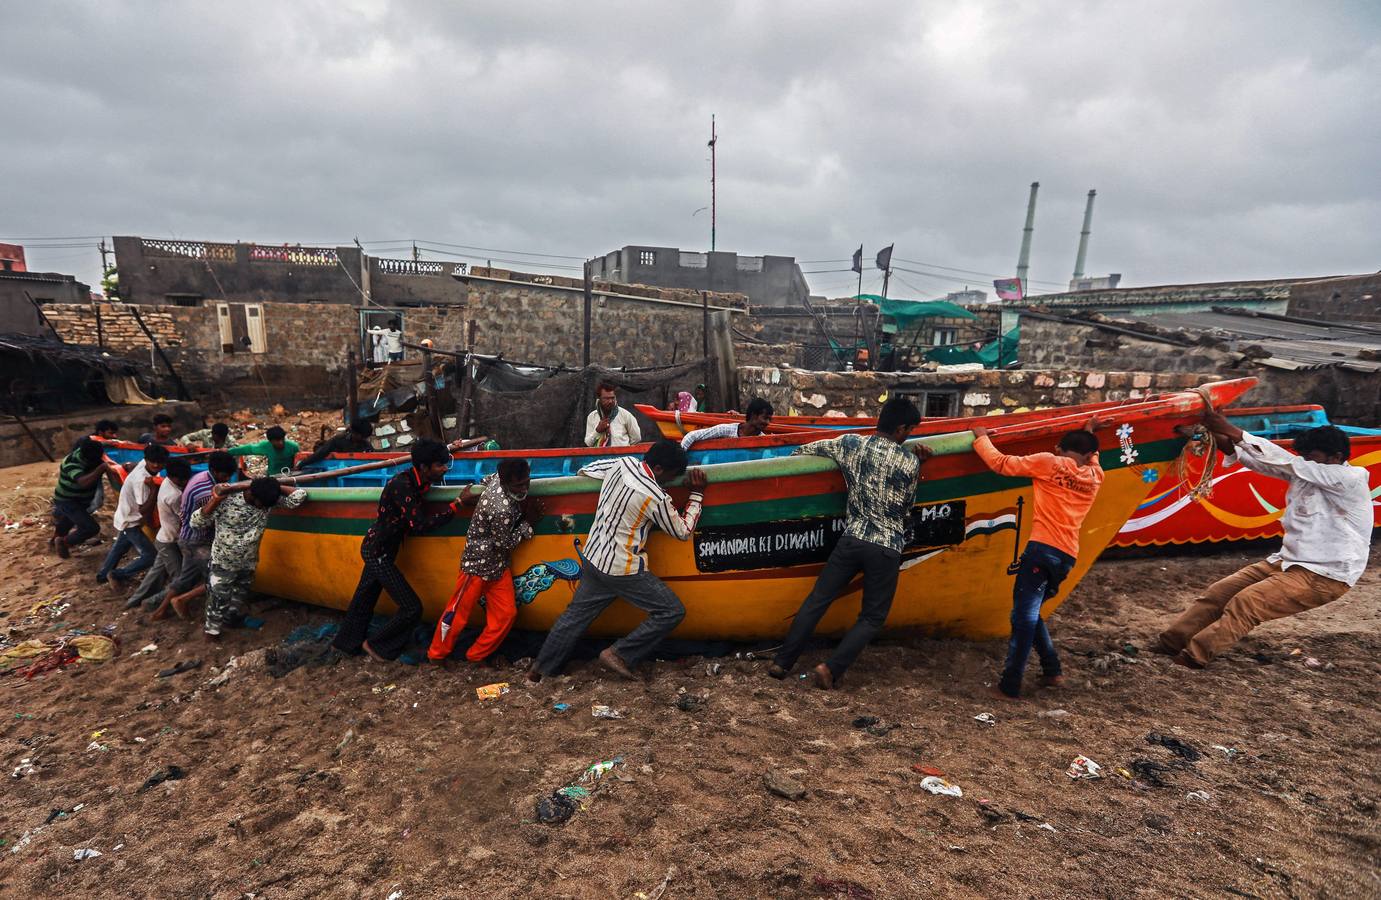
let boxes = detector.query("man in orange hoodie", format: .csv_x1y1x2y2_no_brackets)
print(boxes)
972,418,1104,699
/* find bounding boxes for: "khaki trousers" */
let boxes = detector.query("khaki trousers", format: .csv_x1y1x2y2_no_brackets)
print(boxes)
1159,560,1350,666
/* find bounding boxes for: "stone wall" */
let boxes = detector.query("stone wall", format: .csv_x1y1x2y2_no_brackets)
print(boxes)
739,365,1220,420
0,401,202,469
1286,273,1381,323
1018,315,1230,372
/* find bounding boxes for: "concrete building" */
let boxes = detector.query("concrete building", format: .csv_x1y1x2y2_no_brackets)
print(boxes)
0,268,94,335
590,245,809,307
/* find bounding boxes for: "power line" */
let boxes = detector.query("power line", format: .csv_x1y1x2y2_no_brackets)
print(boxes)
801,267,855,275
412,238,586,261
894,256,1065,288
414,245,583,271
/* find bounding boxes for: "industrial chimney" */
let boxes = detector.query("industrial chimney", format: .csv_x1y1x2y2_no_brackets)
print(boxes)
1015,181,1039,287
1072,189,1097,280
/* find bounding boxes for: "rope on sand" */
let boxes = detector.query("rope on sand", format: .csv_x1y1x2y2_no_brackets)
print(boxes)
1176,385,1219,501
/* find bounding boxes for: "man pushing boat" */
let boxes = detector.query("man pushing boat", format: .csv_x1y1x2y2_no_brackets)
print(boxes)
768,397,931,689
528,440,706,681
678,397,775,450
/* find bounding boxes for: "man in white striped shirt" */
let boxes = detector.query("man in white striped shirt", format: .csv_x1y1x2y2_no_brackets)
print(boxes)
529,440,707,680
679,398,775,450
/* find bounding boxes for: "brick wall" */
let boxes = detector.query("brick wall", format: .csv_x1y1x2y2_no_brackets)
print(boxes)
1019,316,1231,372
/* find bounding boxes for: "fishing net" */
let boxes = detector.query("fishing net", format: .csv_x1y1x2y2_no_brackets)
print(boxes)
469,359,710,450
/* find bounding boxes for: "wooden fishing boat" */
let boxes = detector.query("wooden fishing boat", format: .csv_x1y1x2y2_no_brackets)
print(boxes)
1111,406,1381,548
253,378,1255,641
640,405,876,439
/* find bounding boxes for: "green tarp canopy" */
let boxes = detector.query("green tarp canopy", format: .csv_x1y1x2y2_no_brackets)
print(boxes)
924,326,1020,369
858,295,978,326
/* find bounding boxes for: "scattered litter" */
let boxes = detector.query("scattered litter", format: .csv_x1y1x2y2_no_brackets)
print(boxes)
911,764,945,777
675,694,705,712
633,865,678,900
811,875,875,900
705,662,722,676
70,635,116,661
1185,790,1212,803
157,658,202,678
240,616,265,630
591,704,625,720
1037,822,1058,832
135,643,158,655
332,729,354,758
1038,709,1071,720
973,713,997,726
134,737,147,744
552,702,570,712
1115,767,1133,779
137,764,187,793
73,848,102,861
1147,732,1202,762
112,843,123,851
13,713,34,720
764,769,807,800
85,742,109,753
920,776,963,797
798,673,809,680
374,683,400,695
557,785,591,802
1303,657,1322,669
10,758,38,779
1066,756,1103,779
91,730,105,739
581,758,625,783
474,682,507,700
852,716,880,729
1210,745,1240,759
1289,648,1302,656
386,891,404,900
865,723,898,737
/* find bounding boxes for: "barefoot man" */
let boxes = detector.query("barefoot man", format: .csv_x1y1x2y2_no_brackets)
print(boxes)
529,440,706,680
1156,413,1372,668
768,397,930,689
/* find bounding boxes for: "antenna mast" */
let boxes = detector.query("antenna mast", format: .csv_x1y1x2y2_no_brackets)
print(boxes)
708,115,717,252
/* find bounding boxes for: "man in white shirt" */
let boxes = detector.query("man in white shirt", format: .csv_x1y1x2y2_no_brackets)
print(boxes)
679,398,774,450
1156,412,1373,668
584,382,641,448
97,444,170,591
368,318,404,362
529,440,707,680
125,458,192,610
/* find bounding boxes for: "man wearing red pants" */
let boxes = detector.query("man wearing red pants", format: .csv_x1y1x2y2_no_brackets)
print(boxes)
429,460,542,665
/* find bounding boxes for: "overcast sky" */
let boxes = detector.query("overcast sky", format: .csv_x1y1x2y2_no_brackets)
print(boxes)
3,1,1378,299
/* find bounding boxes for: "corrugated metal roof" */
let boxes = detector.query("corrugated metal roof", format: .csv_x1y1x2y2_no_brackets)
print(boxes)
1106,310,1381,373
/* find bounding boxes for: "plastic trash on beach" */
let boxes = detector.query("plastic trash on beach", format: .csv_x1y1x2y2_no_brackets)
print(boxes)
1185,790,1211,802
552,702,570,712
475,682,509,701
1066,756,1103,779
591,704,625,719
581,757,625,783
10,758,37,779
973,713,997,726
920,776,963,797
73,848,102,861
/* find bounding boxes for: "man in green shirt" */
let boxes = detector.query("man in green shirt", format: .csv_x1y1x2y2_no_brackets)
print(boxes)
228,425,300,476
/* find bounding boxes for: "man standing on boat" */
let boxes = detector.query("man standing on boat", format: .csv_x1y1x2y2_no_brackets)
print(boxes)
971,417,1105,700
1155,413,1372,669
585,383,641,448
528,440,705,681
334,438,464,662
769,397,929,689
679,398,774,450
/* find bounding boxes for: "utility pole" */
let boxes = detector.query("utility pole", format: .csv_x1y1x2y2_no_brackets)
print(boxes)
98,239,110,275
708,115,717,252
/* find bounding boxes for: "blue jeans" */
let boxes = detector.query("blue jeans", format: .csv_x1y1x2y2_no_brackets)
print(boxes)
97,526,157,582
52,499,100,548
999,541,1075,697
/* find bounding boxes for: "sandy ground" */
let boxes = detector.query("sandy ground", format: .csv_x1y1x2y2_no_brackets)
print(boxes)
0,457,1377,900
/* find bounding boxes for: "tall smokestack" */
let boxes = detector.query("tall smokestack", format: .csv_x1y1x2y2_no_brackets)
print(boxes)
1072,189,1097,279
1016,181,1039,287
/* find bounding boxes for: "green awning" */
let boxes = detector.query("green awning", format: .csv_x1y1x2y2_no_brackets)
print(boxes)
858,295,978,325
924,326,1020,369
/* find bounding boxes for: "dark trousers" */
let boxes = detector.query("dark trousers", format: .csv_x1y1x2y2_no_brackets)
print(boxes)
334,552,426,661
53,499,100,548
774,535,901,680
998,541,1075,697
98,526,156,581
533,563,686,676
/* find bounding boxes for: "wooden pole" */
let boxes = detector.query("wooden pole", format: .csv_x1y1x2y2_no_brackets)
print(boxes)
582,260,593,368
422,347,442,439
216,436,493,492
701,290,712,409
345,347,358,425
128,305,190,401
8,413,54,462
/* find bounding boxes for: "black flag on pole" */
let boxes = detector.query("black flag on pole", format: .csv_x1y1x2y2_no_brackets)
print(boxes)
851,245,863,274
875,244,894,271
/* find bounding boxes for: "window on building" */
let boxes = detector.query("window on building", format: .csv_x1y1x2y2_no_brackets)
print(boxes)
638,250,656,266
166,293,204,307
933,327,958,346
2,261,12,271
895,389,958,419
215,302,267,353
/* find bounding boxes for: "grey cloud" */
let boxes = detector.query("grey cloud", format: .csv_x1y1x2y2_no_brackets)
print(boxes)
3,1,1378,297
